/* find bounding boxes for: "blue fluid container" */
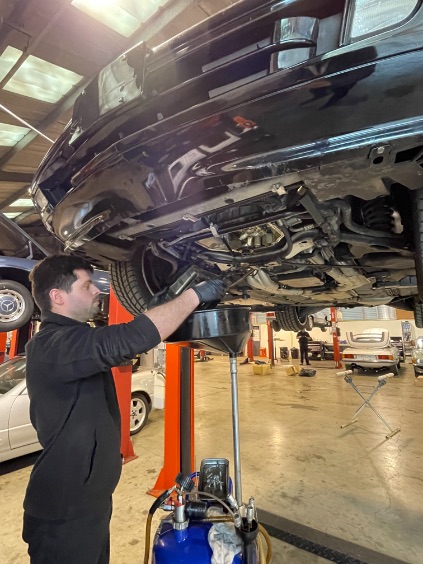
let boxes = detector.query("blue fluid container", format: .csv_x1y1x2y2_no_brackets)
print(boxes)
152,517,243,564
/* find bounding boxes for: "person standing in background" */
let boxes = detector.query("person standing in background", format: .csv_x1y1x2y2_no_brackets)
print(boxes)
296,329,311,365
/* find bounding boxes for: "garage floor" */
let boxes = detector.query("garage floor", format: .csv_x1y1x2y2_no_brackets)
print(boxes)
1,357,422,563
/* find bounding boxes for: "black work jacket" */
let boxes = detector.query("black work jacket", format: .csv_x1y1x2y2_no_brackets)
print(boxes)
23,311,160,521
297,331,311,348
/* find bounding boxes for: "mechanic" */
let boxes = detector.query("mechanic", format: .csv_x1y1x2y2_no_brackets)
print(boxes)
22,254,226,564
296,328,311,366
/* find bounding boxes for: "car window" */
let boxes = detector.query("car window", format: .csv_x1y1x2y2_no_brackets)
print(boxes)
0,356,26,394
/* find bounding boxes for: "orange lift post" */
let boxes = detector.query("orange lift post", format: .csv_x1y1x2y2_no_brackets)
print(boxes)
0,331,7,364
267,319,275,366
149,342,195,496
108,288,137,464
331,307,343,369
9,321,33,359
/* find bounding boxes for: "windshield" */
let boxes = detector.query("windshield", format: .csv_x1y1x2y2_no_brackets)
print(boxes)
0,356,26,394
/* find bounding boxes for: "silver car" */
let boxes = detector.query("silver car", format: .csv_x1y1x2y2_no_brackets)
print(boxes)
0,355,163,463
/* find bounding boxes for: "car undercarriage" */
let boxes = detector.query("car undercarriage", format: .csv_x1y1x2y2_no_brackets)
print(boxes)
30,0,423,331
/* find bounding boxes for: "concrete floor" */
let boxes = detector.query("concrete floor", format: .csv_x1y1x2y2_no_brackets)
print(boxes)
1,357,423,563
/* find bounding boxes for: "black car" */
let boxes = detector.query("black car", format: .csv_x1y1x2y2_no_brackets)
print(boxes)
31,0,423,331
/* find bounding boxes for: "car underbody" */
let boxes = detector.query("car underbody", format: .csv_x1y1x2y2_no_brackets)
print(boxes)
31,0,423,331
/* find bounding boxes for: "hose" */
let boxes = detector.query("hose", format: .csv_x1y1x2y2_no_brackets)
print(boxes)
194,490,235,517
258,524,273,563
143,513,153,564
257,533,267,563
143,487,174,564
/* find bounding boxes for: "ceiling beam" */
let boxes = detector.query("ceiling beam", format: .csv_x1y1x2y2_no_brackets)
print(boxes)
0,184,31,210
0,0,195,171
0,171,33,183
0,80,89,169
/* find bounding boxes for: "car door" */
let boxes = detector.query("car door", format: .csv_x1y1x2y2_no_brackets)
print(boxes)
8,384,39,450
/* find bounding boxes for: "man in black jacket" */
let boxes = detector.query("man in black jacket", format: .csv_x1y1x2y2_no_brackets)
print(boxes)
22,255,226,564
296,329,311,366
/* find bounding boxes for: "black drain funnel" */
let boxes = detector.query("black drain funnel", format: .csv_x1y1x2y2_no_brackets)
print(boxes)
167,306,251,355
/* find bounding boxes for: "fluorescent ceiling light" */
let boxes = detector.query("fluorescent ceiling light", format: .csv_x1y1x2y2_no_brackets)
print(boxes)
4,212,21,219
3,53,83,103
0,46,22,82
0,122,30,147
71,0,167,37
10,198,34,207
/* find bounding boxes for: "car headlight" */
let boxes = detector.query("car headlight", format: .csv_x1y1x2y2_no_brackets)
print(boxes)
343,0,419,44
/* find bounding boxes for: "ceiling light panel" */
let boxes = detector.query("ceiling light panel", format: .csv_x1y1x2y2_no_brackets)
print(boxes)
4,212,21,219
3,54,83,103
0,122,30,147
10,198,34,207
71,0,170,37
0,46,22,82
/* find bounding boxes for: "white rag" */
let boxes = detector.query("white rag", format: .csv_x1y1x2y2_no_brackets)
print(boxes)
208,521,242,564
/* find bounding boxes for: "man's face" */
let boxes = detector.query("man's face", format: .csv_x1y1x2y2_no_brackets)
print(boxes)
62,269,101,322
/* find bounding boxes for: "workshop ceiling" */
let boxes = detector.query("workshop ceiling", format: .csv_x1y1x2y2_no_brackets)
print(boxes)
0,0,236,250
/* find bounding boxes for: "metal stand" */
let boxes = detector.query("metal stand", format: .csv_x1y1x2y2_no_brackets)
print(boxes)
337,370,401,439
230,353,243,505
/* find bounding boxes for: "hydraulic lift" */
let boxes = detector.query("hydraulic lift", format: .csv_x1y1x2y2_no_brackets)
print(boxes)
144,306,272,564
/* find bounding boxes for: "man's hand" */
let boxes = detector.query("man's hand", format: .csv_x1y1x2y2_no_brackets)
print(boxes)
192,279,227,305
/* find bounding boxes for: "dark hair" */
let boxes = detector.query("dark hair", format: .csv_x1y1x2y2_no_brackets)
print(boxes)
29,254,94,313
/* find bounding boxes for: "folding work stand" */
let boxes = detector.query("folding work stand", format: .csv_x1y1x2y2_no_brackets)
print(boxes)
337,370,401,439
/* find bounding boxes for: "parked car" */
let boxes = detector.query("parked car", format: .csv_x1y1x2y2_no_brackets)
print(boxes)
130,366,165,435
411,337,423,377
0,212,109,332
0,355,162,463
341,328,401,374
31,0,423,331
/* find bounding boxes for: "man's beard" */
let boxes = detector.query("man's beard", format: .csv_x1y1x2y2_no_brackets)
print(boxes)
74,301,101,322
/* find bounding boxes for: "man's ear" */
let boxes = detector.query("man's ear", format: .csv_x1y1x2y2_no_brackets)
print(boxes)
49,288,65,306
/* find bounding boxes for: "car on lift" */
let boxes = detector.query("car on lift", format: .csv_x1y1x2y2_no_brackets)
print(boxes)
341,328,401,374
0,212,110,332
31,0,423,332
0,354,163,463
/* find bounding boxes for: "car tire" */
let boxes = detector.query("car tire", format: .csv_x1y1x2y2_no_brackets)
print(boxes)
110,247,179,316
130,393,150,435
414,301,423,329
275,306,313,332
391,363,399,376
0,280,34,331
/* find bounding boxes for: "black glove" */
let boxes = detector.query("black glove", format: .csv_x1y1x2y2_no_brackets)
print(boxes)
192,279,227,304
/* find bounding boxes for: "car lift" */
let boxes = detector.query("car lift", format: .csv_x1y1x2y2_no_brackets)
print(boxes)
108,288,138,463
337,370,401,439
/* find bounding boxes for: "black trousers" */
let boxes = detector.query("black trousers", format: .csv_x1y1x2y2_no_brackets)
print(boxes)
23,501,112,564
300,347,310,365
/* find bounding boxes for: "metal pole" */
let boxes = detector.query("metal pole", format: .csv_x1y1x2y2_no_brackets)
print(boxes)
230,354,243,505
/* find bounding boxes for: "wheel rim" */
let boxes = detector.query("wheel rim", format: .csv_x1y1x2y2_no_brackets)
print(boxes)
130,396,147,433
0,289,26,323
